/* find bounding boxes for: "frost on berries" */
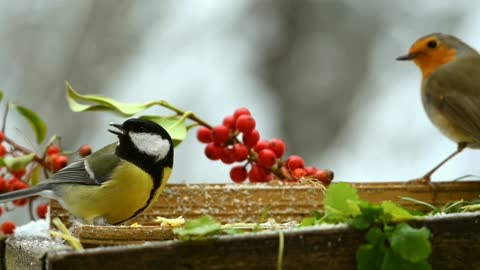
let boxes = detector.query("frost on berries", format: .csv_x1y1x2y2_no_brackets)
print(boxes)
196,108,334,184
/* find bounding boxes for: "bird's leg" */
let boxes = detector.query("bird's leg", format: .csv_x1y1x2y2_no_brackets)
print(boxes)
419,142,468,184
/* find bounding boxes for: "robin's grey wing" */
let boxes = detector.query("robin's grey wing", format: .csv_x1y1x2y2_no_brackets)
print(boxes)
425,56,480,140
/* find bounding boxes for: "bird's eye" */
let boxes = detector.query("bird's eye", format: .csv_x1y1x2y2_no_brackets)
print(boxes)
427,40,437,49
138,127,147,132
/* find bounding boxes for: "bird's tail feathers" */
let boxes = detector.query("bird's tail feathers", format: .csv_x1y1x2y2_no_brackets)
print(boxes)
0,183,51,203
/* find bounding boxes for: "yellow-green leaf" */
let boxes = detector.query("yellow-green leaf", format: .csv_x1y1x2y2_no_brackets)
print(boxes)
3,153,35,171
11,104,47,144
66,82,155,117
140,115,188,147
381,202,417,222
0,91,3,103
324,182,361,220
30,165,42,186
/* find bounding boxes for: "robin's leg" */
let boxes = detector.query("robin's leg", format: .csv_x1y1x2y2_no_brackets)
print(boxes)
418,142,468,184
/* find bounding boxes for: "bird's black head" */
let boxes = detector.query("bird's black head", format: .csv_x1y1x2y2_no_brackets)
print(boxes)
108,118,174,178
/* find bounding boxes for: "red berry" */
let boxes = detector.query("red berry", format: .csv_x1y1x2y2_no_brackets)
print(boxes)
268,138,286,158
205,143,222,160
196,127,213,144
0,207,3,216
220,147,235,164
253,140,269,153
230,166,248,183
53,155,69,171
211,125,230,145
248,165,268,183
8,179,28,192
0,177,6,193
257,149,277,168
232,143,249,162
1,221,15,235
79,144,92,157
9,179,29,207
312,169,334,184
10,168,26,179
242,129,260,148
304,166,318,176
222,115,236,130
0,132,5,142
233,108,251,120
286,155,305,171
13,198,28,207
292,168,307,179
47,145,61,156
0,144,6,157
235,115,256,134
36,204,48,219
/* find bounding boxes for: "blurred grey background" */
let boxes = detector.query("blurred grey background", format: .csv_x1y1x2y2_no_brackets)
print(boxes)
1,0,480,224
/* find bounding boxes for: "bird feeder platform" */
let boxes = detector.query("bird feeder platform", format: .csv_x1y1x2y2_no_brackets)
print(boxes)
2,181,480,269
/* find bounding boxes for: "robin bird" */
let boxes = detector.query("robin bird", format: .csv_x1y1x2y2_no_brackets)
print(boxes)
397,33,480,183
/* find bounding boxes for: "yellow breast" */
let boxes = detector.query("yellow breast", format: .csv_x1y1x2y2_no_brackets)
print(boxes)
56,161,156,225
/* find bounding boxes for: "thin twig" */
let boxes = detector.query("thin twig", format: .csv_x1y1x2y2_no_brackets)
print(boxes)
4,136,46,167
2,102,9,133
154,100,212,128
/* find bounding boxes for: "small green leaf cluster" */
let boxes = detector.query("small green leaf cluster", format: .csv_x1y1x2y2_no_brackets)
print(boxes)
172,215,242,240
301,183,432,270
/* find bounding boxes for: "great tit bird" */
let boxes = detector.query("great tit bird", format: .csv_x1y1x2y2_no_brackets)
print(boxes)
0,118,174,225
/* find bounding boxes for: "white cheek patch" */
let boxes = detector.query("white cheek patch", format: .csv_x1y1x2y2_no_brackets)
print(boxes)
129,132,171,161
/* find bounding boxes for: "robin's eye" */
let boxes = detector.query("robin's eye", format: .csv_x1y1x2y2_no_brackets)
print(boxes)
427,40,437,49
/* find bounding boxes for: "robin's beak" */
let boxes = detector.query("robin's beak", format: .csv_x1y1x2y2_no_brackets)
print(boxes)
396,53,416,61
108,123,125,136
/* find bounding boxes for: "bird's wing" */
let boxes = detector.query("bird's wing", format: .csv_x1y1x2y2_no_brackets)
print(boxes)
425,56,480,140
50,143,121,185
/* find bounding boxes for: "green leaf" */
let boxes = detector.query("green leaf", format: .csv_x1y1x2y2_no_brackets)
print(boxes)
400,196,439,213
461,204,480,212
381,249,431,270
140,115,187,147
365,227,385,244
11,104,47,144
356,244,385,270
173,215,222,240
389,223,431,263
2,153,35,171
30,165,42,186
0,91,3,103
299,217,316,227
66,82,154,117
324,182,361,221
347,216,371,230
381,201,417,222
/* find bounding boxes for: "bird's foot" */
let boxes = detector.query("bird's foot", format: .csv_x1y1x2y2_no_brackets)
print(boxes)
405,175,436,194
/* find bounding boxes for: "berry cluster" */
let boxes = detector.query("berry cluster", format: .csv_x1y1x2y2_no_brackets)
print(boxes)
197,108,334,184
0,133,92,235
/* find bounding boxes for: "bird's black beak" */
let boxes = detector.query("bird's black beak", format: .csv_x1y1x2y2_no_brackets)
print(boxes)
108,123,124,136
396,53,416,61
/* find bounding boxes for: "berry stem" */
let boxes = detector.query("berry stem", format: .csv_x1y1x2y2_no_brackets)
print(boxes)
4,136,47,167
148,100,212,129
